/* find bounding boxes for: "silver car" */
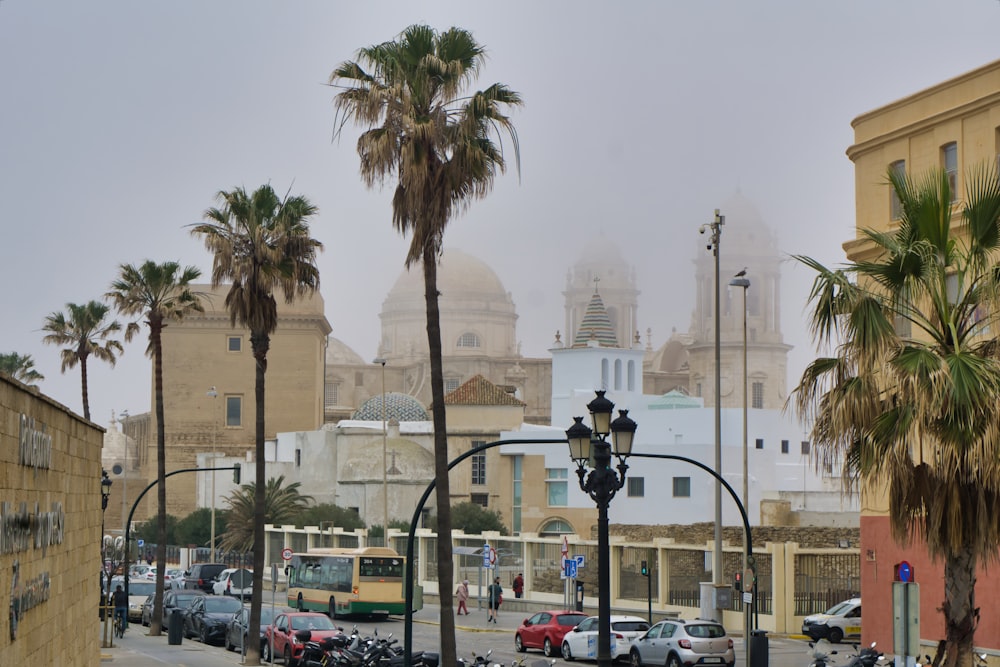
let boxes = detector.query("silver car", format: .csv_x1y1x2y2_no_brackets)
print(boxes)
629,619,734,667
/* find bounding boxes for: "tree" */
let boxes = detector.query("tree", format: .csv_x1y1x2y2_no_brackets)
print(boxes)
106,260,203,636
427,502,508,535
294,502,366,531
175,507,227,548
134,514,179,546
0,352,44,386
330,26,521,664
220,476,314,552
41,300,123,420
792,164,1000,667
191,184,321,665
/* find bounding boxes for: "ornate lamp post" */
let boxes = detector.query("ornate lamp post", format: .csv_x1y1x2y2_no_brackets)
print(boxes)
565,391,637,667
101,469,113,648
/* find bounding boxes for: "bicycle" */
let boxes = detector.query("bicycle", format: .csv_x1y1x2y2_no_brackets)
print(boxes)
114,612,126,639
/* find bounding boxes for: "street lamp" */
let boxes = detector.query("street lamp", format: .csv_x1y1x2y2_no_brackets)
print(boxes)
101,469,113,648
206,386,220,560
118,409,130,543
374,358,388,546
565,391,637,667
729,271,750,658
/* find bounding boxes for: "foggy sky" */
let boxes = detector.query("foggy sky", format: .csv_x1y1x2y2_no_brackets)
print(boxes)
3,1,999,428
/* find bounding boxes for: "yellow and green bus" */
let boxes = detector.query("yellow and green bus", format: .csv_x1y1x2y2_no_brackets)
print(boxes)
286,547,412,618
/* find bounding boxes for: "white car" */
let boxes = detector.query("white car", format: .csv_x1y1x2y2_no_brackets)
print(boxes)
561,615,650,661
801,598,861,644
212,568,253,599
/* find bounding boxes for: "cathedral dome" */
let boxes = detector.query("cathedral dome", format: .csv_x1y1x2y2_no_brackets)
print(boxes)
352,392,429,422
384,248,510,300
327,336,365,365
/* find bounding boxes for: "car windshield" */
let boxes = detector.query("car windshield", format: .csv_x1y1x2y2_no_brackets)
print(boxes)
129,582,156,596
172,595,201,608
612,621,649,632
685,624,726,638
260,608,277,625
205,597,243,613
558,614,586,627
290,615,336,631
824,601,854,615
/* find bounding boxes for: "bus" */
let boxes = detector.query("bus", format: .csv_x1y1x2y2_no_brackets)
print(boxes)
285,546,414,617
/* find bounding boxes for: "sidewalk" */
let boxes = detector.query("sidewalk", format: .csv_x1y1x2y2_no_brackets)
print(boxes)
99,626,245,666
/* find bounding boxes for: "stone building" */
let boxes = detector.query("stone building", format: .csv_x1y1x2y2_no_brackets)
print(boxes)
845,58,1000,650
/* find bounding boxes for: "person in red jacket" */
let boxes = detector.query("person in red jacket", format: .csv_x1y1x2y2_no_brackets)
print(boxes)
513,573,524,599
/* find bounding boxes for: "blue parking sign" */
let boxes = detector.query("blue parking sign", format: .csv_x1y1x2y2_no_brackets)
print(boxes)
564,558,578,578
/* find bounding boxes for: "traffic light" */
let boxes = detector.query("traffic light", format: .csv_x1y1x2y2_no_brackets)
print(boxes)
733,571,743,592
640,560,648,576
233,463,241,484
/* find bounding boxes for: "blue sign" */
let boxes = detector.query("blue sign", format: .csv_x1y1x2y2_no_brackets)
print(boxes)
898,560,912,583
483,544,491,568
137,539,144,548
564,558,578,578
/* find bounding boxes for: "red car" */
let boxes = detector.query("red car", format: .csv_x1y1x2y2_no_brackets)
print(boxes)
264,612,342,666
515,610,588,657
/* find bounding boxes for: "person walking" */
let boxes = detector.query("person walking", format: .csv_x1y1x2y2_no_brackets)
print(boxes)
513,573,524,599
487,577,503,623
456,579,470,615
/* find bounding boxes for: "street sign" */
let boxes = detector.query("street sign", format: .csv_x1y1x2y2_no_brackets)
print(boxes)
280,547,293,561
897,560,912,583
575,555,585,569
742,592,753,604
489,547,497,566
483,543,491,568
137,539,144,548
564,558,578,579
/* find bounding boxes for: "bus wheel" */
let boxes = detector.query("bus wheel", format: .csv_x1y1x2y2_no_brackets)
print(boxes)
328,598,337,619
296,593,304,611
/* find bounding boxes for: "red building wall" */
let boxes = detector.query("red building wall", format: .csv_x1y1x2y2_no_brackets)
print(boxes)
861,516,1000,650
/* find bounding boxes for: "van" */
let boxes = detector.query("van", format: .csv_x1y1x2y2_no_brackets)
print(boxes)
183,563,227,593
801,597,861,643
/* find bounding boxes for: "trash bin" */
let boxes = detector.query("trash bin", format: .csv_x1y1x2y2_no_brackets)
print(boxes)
749,629,768,667
168,609,184,645
575,582,585,612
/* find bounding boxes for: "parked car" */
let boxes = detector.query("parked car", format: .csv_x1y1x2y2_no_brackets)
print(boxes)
801,598,862,644
183,594,243,644
225,605,286,653
166,568,186,589
516,610,588,656
213,568,253,599
140,594,156,627
561,615,650,662
629,618,735,667
162,589,206,630
264,612,342,665
183,563,227,593
126,580,157,622
128,564,151,579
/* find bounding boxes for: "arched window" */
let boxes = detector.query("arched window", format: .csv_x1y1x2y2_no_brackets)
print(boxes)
538,518,573,536
601,358,609,389
627,360,636,391
614,359,622,390
457,332,480,348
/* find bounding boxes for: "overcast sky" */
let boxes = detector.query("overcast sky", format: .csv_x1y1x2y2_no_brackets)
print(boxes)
3,1,999,428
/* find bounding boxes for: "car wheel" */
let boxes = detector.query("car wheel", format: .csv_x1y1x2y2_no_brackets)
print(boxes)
515,634,525,653
262,641,272,662
630,650,642,667
829,627,844,644
667,654,682,667
543,638,554,657
562,642,575,661
285,644,296,666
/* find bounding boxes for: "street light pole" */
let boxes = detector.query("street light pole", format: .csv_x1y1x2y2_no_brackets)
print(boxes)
729,271,750,660
374,357,388,546
565,392,637,667
101,469,113,648
207,386,219,560
119,410,129,543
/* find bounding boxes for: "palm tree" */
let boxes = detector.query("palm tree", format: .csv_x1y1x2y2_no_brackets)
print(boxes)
330,26,521,663
190,183,321,665
41,300,124,420
793,164,1000,667
0,352,44,386
219,476,313,552
106,260,203,636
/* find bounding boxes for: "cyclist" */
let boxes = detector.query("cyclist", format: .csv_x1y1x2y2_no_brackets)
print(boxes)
111,584,128,635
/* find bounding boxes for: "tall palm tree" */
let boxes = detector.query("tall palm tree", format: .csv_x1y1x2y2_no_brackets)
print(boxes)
106,260,203,636
190,183,321,665
330,26,521,664
793,164,1000,667
41,300,124,420
0,352,44,386
219,476,313,552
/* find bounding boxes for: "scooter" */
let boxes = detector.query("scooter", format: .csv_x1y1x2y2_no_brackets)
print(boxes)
807,641,838,667
844,642,883,667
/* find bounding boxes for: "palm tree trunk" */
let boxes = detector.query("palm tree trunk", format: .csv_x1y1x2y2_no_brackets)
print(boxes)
80,353,91,421
423,247,456,667
247,330,269,665
150,319,167,636
942,548,977,667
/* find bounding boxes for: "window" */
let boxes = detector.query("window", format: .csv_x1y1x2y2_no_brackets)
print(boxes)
752,382,764,409
601,359,609,389
755,438,764,450
781,439,789,454
539,518,573,535
324,383,339,408
890,160,906,219
546,468,568,506
942,142,958,201
445,378,460,394
672,477,691,497
695,382,702,398
614,359,622,391
627,477,644,497
457,332,480,348
470,493,488,507
627,360,636,391
801,441,811,455
227,336,242,352
512,455,522,534
471,451,486,485
225,396,242,427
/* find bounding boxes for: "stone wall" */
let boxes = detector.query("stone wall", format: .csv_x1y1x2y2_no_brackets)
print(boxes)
608,522,860,549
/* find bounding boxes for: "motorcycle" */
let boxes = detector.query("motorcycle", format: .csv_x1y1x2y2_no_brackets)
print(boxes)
845,642,883,667
807,641,838,667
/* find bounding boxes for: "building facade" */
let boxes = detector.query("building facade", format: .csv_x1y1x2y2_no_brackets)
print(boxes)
845,59,1000,649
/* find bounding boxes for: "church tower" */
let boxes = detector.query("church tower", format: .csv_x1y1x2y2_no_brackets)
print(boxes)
685,193,791,409
564,235,640,349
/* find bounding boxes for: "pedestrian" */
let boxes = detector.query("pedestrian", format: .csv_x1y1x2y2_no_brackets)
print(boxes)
112,584,128,631
456,579,470,615
513,573,524,599
487,577,503,623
